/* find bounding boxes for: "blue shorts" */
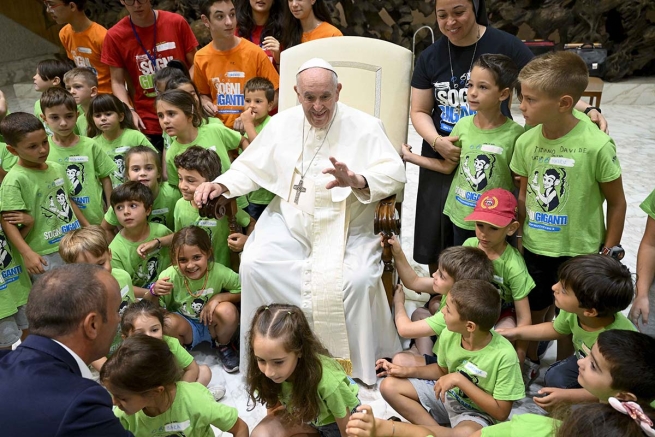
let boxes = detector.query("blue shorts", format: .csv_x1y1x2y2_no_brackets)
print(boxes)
178,313,213,349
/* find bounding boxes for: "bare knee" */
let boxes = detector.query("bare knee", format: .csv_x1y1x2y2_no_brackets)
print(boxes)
214,301,239,325
411,308,430,322
198,364,212,386
392,351,421,367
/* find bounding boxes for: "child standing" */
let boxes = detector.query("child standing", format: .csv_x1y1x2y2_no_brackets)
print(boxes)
33,59,74,134
156,90,244,188
58,225,136,366
121,299,225,399
402,54,525,246
108,181,172,297
510,51,626,371
87,94,155,188
63,67,98,136
497,254,635,407
240,76,276,220
101,334,249,437
147,226,242,373
40,88,115,225
379,280,525,436
247,304,360,437
0,112,88,278
102,146,180,232
52,0,112,94
462,188,534,382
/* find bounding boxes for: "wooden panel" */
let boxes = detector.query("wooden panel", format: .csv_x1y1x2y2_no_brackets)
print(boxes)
0,0,64,49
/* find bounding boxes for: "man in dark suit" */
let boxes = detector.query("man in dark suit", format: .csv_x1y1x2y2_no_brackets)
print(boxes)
0,264,132,436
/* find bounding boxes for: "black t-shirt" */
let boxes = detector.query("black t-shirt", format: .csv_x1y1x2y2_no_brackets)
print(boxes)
412,26,534,140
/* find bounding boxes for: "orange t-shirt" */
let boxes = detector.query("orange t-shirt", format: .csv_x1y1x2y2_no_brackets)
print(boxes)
301,22,343,43
194,38,280,129
59,22,112,94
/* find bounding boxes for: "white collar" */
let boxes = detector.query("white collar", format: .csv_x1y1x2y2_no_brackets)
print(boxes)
52,339,94,380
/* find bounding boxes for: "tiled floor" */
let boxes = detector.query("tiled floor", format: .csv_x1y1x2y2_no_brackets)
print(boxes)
6,81,655,434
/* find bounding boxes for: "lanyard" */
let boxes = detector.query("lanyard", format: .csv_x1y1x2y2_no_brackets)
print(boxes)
130,9,158,71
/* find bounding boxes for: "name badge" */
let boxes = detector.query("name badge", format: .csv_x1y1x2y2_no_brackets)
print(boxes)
78,47,92,54
198,219,217,227
120,285,130,298
152,208,169,215
68,156,89,163
549,157,575,167
114,146,130,153
164,420,190,432
463,361,488,378
227,71,245,78
481,144,503,154
54,178,65,187
157,41,177,51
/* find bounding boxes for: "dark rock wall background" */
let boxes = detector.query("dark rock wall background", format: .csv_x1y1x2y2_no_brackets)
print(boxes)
71,0,655,81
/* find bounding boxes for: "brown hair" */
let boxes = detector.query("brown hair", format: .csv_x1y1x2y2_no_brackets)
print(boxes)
0,112,46,147
110,180,155,210
246,304,330,424
438,246,494,283
174,145,222,182
86,93,137,137
100,334,181,393
558,255,634,317
448,279,500,331
171,226,215,266
155,89,203,128
556,402,655,437
245,77,276,102
59,225,109,263
36,58,74,88
27,264,108,337
518,51,589,103
40,87,77,113
120,300,168,337
64,67,98,88
124,146,163,184
472,53,519,94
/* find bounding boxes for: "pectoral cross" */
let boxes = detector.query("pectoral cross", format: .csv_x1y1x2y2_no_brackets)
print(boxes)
293,178,307,204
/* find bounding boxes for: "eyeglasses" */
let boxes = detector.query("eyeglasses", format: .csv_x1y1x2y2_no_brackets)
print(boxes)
122,0,149,5
43,1,65,11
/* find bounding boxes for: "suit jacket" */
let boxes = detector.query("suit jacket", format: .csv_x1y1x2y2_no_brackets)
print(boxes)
0,335,131,437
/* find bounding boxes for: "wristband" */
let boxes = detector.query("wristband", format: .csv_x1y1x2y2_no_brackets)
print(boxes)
149,283,156,297
155,238,161,249
584,106,601,115
432,135,441,151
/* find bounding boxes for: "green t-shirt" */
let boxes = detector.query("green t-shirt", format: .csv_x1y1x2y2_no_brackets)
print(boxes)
109,223,172,288
245,116,275,206
173,198,250,269
75,105,88,137
0,143,17,174
444,116,524,230
34,99,53,136
425,311,447,355
553,310,636,359
163,335,194,369
481,413,558,437
166,123,240,188
109,267,136,355
0,224,32,319
163,117,224,151
93,129,155,188
47,136,116,225
158,263,240,321
280,355,360,427
510,120,622,257
640,189,655,220
104,182,180,230
0,162,81,255
114,381,239,436
437,329,525,421
463,238,534,306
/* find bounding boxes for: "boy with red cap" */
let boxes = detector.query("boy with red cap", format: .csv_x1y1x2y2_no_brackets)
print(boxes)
463,188,535,387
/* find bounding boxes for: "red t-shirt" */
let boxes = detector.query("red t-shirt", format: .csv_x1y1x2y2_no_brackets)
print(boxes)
101,11,198,134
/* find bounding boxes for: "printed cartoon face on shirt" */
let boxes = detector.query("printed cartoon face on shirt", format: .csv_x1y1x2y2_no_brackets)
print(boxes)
433,72,475,133
462,153,495,192
43,187,74,223
0,234,13,270
113,156,125,183
66,164,85,196
449,360,484,408
136,256,159,286
525,162,570,232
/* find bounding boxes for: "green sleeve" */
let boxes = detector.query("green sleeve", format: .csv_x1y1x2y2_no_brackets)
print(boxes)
436,329,452,369
552,310,573,335
640,189,655,220
165,335,194,369
322,379,360,421
594,139,621,183
91,142,117,178
157,266,177,310
509,132,530,177
236,208,251,228
109,242,128,272
425,312,446,336
220,126,242,151
0,177,27,211
104,206,119,227
216,264,241,294
489,346,525,401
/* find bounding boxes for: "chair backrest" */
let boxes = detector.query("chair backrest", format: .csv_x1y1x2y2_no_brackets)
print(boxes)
278,36,413,152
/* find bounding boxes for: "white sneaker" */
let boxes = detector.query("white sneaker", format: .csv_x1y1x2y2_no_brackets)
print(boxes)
208,385,226,401
522,358,541,389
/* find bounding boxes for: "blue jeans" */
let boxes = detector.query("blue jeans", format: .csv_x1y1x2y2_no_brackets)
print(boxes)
544,354,582,389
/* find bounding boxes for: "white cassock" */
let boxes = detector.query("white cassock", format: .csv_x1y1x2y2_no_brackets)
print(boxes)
214,102,405,385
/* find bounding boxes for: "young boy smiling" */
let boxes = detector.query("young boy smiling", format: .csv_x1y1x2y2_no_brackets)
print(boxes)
379,279,524,436
40,87,115,225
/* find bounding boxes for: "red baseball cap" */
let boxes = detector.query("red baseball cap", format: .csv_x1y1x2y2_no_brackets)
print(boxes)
464,188,518,227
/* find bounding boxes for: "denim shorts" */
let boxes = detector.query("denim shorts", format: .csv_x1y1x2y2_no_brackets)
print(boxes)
178,313,213,348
